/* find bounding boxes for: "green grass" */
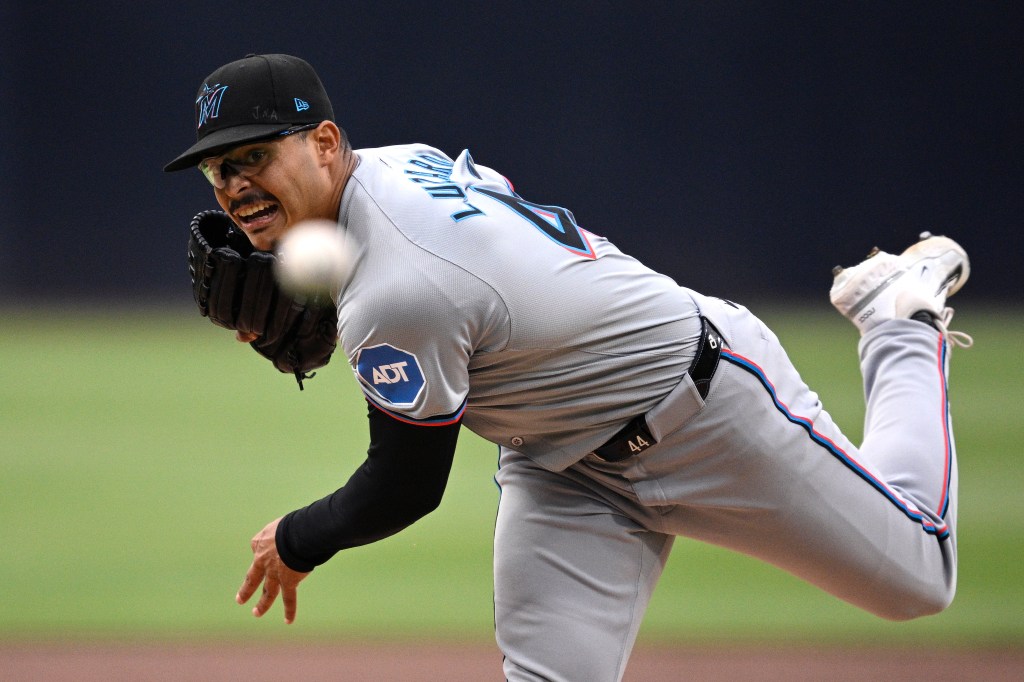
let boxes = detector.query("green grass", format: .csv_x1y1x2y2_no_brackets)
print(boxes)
1,304,1021,646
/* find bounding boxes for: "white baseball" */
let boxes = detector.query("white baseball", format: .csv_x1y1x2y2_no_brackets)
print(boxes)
274,220,353,297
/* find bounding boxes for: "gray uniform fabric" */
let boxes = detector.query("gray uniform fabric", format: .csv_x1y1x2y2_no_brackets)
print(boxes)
336,144,701,469
496,294,957,681
335,145,958,682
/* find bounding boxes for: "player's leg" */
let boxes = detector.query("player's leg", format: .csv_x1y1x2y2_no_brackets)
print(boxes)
832,232,970,542
615,236,968,619
857,319,959,543
643,314,958,619
493,449,673,682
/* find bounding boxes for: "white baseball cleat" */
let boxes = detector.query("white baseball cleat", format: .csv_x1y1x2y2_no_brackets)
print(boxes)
830,232,973,346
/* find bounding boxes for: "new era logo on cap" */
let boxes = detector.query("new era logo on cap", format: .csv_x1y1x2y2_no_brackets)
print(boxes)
295,98,310,111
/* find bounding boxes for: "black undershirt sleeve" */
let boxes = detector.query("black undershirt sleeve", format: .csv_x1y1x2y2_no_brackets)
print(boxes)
275,403,461,572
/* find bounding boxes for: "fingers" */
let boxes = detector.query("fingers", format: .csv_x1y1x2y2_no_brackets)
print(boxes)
236,330,260,343
252,575,281,619
238,563,297,623
236,518,300,623
236,561,261,605
236,561,282,620
281,582,298,625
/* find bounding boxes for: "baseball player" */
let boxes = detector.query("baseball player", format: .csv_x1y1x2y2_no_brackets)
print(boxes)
165,54,972,681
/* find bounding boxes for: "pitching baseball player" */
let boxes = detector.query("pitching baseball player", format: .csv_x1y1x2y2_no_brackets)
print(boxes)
165,54,972,681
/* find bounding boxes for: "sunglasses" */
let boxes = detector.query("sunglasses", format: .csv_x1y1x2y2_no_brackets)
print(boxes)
197,123,319,189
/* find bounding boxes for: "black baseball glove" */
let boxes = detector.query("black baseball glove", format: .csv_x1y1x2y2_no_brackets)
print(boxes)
187,210,338,389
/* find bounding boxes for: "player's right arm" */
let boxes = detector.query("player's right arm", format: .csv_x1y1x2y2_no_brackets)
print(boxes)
234,401,458,625
273,403,462,572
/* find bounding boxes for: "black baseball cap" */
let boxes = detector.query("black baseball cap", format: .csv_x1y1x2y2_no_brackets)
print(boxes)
164,54,334,172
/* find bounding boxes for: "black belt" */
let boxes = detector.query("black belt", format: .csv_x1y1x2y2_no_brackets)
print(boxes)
591,316,723,463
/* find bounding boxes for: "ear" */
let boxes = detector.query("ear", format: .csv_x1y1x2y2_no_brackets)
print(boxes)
312,121,343,164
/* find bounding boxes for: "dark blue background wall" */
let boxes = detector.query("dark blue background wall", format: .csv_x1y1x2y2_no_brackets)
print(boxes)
2,2,1020,306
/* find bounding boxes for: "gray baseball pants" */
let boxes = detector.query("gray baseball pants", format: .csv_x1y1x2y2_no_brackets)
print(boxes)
494,291,958,681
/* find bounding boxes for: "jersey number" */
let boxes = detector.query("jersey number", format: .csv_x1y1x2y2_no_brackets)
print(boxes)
472,187,596,259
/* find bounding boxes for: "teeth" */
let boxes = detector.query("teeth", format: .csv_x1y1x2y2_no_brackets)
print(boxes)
238,201,273,218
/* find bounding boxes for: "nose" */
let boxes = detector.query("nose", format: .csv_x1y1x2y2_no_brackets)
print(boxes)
220,171,253,197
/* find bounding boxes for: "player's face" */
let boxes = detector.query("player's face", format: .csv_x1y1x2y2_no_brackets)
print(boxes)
207,127,329,251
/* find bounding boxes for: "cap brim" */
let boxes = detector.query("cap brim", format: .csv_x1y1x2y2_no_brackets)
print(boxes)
163,123,293,172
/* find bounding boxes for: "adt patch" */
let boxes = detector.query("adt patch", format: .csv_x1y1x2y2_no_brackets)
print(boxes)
356,344,426,406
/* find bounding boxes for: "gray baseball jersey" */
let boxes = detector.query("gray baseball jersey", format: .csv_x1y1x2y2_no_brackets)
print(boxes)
335,144,702,470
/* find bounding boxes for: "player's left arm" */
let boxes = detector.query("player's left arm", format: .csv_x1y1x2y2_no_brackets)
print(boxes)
187,210,338,389
235,403,461,622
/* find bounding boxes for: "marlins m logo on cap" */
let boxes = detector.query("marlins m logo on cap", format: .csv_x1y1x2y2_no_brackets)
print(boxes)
196,83,229,128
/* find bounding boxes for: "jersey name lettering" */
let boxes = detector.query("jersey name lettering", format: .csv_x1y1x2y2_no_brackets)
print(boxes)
403,153,485,221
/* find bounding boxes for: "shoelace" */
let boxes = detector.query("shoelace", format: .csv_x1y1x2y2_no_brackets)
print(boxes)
936,307,974,349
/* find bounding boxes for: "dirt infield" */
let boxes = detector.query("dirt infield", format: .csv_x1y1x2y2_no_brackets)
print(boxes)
3,642,1022,681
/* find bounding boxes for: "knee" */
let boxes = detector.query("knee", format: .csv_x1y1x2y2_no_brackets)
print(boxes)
873,583,955,621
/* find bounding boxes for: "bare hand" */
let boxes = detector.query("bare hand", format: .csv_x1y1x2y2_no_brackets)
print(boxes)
235,518,309,624
236,330,260,343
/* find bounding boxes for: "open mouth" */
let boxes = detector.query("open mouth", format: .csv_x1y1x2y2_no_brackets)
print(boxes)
236,200,279,225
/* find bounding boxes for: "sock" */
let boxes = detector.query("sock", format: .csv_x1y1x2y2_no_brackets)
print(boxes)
911,310,940,331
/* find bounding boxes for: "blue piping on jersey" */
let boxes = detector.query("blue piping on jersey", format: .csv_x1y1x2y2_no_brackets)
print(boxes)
935,336,953,520
720,348,951,540
364,395,467,427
